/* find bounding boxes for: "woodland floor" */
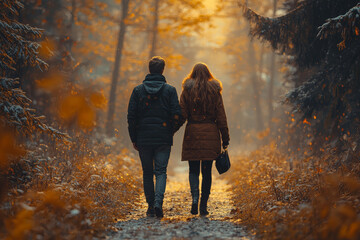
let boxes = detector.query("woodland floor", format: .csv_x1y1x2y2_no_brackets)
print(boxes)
110,169,252,240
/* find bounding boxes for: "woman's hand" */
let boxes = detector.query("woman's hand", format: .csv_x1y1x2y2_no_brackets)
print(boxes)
222,141,229,151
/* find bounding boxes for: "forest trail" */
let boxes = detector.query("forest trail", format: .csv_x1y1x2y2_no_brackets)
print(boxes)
110,169,251,240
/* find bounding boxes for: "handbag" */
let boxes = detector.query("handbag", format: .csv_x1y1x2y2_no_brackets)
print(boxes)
215,150,231,174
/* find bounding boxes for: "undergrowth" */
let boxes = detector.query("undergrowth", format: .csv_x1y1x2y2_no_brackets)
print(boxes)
227,143,360,240
0,135,142,239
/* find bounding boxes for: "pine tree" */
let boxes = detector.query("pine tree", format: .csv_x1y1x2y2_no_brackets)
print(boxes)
243,0,360,161
0,0,67,139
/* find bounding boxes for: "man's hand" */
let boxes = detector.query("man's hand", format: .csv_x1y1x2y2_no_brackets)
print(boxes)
133,142,139,151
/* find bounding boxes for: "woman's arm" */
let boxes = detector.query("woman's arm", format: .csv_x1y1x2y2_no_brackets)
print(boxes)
169,87,182,133
179,90,188,127
216,93,230,147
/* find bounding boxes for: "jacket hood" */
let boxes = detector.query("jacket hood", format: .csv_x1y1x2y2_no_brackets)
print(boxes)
143,73,166,94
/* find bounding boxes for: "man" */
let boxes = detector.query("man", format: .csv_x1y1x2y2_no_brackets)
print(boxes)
127,56,182,218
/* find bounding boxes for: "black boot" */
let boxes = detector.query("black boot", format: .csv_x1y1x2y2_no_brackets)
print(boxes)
191,203,198,215
199,196,209,216
190,195,199,215
189,173,199,215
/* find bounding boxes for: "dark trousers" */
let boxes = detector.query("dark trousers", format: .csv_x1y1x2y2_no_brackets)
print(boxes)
188,160,213,203
138,145,171,208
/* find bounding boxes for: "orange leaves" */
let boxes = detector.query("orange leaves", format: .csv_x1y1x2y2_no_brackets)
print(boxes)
226,144,360,240
38,39,56,59
354,27,359,36
66,149,142,224
338,40,346,51
96,1,108,10
5,209,34,240
59,94,85,119
35,68,107,131
0,128,24,171
279,66,289,73
42,190,66,210
257,127,270,140
2,140,142,239
303,118,311,125
339,221,360,240
343,176,360,193
58,91,107,130
78,105,96,129
121,148,129,155
288,42,294,49
36,72,64,92
90,91,107,109
59,94,94,129
0,130,15,170
324,204,360,240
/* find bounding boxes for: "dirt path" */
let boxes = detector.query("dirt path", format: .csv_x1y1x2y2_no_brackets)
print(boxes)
109,169,251,240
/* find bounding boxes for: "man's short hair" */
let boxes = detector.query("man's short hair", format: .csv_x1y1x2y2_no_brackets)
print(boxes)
149,56,165,74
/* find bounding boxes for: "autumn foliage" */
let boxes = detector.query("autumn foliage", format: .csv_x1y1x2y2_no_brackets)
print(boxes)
0,1,142,238
224,2,360,238
227,144,360,240
1,138,142,239
2,0,360,238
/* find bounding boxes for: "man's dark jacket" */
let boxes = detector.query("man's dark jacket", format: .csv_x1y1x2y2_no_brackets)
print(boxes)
127,73,182,146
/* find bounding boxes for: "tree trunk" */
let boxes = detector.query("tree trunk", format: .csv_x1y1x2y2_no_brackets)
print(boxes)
70,0,76,52
267,0,278,132
245,0,264,132
149,0,160,59
106,0,130,136
268,51,276,130
69,0,76,82
248,40,264,131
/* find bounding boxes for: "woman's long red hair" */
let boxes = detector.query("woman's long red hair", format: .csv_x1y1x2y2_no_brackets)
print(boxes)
183,63,221,114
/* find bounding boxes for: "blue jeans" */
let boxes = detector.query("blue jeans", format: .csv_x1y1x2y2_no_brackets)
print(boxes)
138,145,171,208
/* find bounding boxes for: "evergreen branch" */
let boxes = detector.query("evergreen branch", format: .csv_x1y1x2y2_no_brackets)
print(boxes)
0,77,71,141
317,4,360,40
242,2,308,51
0,20,43,39
0,0,23,16
241,0,359,67
0,2,69,143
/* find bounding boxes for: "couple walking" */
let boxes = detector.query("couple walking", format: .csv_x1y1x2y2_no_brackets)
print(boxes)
127,56,229,218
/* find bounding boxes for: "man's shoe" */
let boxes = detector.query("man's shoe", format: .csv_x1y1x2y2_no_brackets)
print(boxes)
146,206,155,217
191,203,198,215
155,207,164,218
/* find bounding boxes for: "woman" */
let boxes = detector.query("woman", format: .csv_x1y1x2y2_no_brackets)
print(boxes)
180,63,230,216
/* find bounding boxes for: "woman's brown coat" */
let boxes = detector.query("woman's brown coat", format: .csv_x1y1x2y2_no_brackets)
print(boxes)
180,78,230,161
